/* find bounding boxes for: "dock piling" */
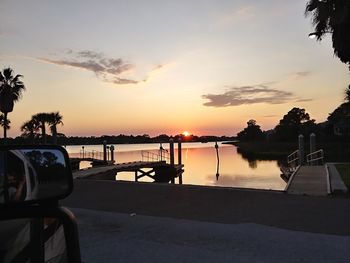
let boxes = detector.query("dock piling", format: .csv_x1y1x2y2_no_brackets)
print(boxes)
103,140,107,162
110,145,115,162
178,139,182,184
169,138,175,184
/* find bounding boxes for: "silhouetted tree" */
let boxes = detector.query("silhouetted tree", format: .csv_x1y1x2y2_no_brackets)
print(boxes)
305,0,350,70
0,68,25,140
33,113,51,144
237,119,265,141
328,86,350,124
274,108,316,141
48,112,63,144
21,119,39,143
0,114,10,131
345,85,350,102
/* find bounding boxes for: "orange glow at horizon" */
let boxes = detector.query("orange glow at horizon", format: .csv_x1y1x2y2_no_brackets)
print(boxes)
183,131,190,137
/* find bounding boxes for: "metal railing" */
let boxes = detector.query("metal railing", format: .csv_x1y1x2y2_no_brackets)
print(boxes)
307,149,324,165
79,150,104,160
287,150,299,167
141,150,170,163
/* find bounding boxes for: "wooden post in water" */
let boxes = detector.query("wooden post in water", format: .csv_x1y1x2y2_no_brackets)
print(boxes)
159,143,163,161
298,135,304,166
110,145,115,162
169,138,175,183
103,140,107,163
178,138,182,184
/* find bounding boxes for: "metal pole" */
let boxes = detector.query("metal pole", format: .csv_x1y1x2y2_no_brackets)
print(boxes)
298,135,304,166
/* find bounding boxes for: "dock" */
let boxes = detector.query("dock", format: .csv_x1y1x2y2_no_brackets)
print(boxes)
73,161,184,184
285,166,329,196
71,139,185,184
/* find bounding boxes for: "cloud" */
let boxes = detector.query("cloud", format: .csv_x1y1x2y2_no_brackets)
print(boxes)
202,84,311,107
0,29,6,37
295,71,311,77
263,115,279,118
288,71,312,79
295,98,313,102
39,50,144,85
111,77,143,85
218,5,256,26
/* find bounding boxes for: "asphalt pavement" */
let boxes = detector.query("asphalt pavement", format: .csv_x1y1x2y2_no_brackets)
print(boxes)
71,207,350,263
62,180,350,262
63,180,350,235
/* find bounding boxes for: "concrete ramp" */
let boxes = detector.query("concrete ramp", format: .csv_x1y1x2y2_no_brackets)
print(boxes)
286,166,328,196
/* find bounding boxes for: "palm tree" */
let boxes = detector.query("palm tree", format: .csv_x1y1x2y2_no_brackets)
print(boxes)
32,113,51,144
21,119,39,143
345,84,350,103
305,0,350,68
48,112,63,144
0,114,11,131
0,68,25,141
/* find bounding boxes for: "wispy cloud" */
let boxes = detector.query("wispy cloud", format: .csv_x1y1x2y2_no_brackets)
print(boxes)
288,71,312,80
38,50,155,85
202,84,311,107
263,115,279,118
218,5,256,26
0,28,6,37
296,98,313,102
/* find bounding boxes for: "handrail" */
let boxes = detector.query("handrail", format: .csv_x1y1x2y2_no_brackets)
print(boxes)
307,149,324,165
287,150,299,167
79,150,104,160
141,150,169,163
159,148,170,162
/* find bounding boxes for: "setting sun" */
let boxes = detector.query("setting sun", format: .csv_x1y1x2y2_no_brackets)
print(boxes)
182,131,190,137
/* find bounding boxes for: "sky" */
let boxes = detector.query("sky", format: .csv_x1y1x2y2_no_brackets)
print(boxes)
0,0,349,137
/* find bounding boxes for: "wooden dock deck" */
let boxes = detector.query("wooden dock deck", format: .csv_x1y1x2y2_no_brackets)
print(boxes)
286,166,329,196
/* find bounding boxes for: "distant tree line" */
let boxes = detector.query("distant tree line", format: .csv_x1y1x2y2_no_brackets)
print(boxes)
3,133,235,146
237,86,350,142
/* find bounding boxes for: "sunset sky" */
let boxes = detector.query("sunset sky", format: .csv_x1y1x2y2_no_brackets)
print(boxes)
0,0,349,137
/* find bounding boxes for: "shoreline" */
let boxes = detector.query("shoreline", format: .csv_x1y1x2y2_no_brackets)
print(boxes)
231,141,350,162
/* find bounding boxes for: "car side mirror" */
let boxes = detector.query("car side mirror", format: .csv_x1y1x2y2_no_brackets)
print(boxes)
0,145,73,206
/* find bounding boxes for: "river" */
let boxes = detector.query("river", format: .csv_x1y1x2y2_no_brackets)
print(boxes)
66,142,286,190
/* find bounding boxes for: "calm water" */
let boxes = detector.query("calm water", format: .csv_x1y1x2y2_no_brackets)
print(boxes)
66,142,286,190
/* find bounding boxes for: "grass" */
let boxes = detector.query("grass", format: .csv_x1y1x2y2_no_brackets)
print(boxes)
335,164,350,190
